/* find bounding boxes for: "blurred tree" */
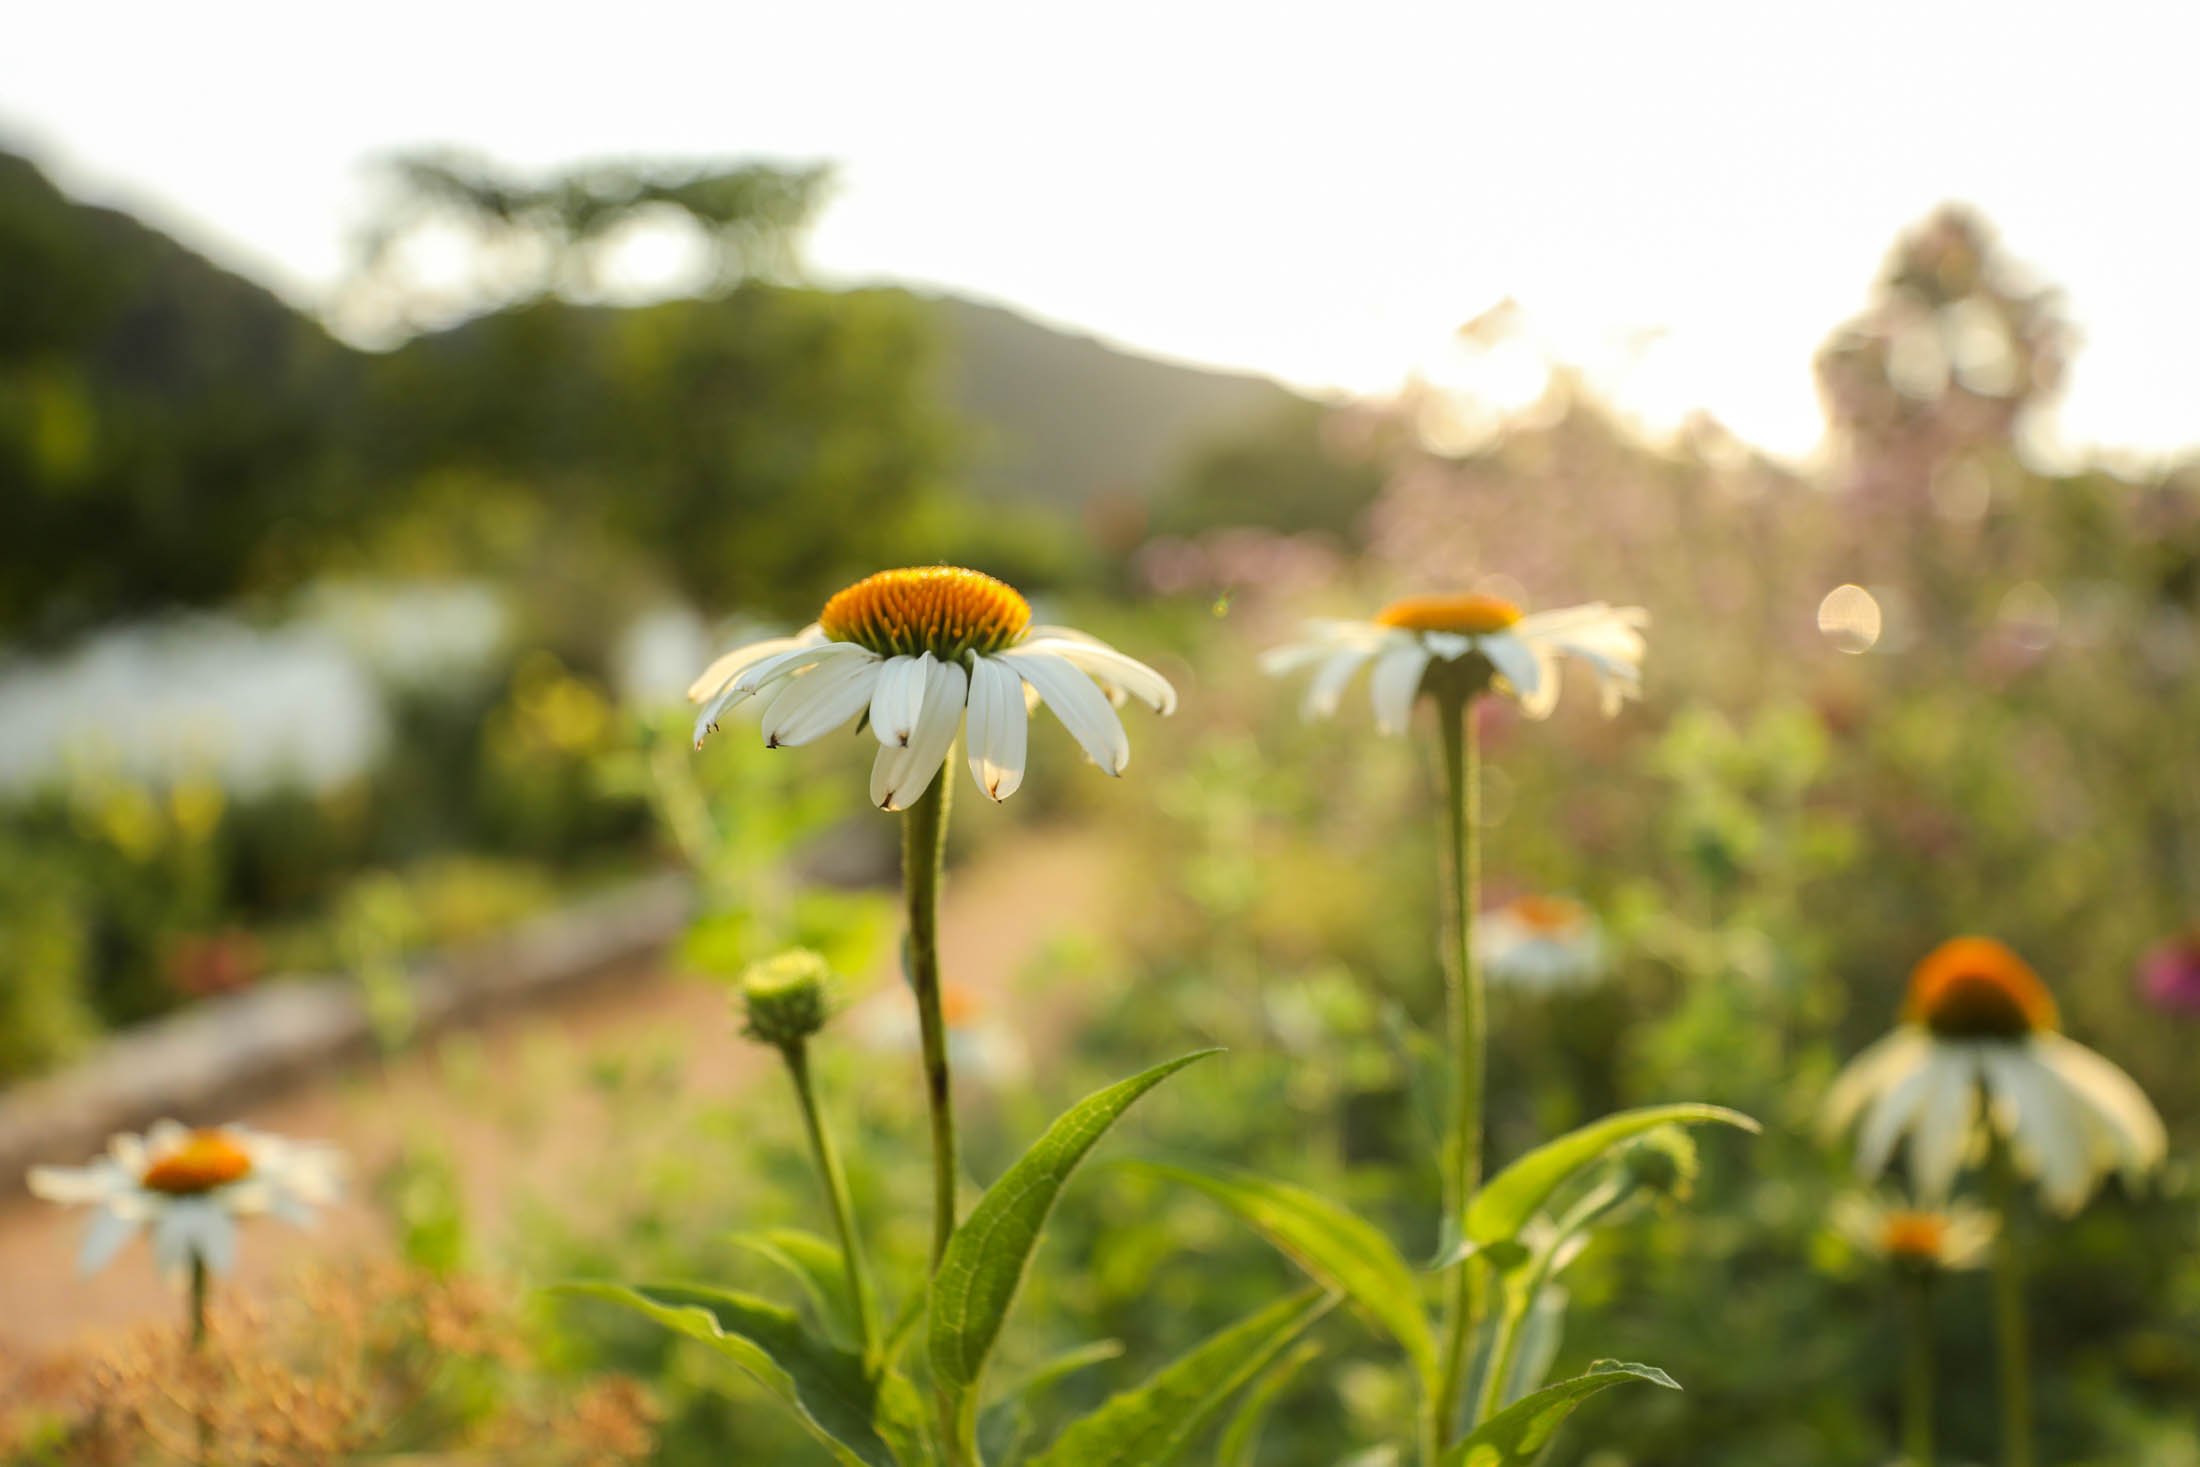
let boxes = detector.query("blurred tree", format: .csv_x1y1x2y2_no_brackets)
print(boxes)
337,150,831,339
1151,396,1386,541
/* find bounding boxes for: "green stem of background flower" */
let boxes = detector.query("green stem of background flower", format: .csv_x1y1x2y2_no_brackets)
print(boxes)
1989,1146,2033,1467
781,1040,880,1361
189,1253,212,1466
902,753,959,1272
1432,689,1486,1449
189,1253,209,1348
1900,1270,1936,1467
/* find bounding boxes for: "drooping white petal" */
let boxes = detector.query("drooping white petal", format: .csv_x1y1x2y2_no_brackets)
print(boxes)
1908,1047,1982,1200
1301,643,1381,721
1854,1044,1935,1179
965,654,1030,801
2039,1035,2167,1184
1982,1045,2091,1214
685,626,823,703
694,642,876,748
77,1207,141,1274
1823,1030,1929,1140
1001,650,1130,774
867,653,935,747
870,660,968,811
1368,642,1434,736
760,657,883,748
1018,636,1177,715
1476,632,1547,712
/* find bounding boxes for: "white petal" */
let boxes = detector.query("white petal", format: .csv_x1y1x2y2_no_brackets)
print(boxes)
28,1162,127,1206
2039,1036,2167,1184
1302,644,1380,721
870,660,968,811
1983,1046,2092,1214
965,655,1030,802
1909,1048,1981,1201
732,640,870,698
1001,650,1130,774
1823,1030,1928,1140
760,658,881,748
868,654,935,747
685,626,821,703
1477,632,1545,707
1018,636,1177,715
77,1207,141,1274
1368,642,1433,736
1854,1044,1935,1179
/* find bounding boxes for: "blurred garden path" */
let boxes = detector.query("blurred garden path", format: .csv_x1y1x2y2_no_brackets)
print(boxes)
0,825,1114,1358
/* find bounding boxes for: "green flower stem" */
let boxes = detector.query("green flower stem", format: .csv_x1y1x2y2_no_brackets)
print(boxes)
189,1253,212,1466
1431,690,1486,1449
1477,1176,1629,1424
781,1040,881,1362
1900,1271,1936,1467
901,753,959,1272
189,1253,209,1348
1990,1148,2033,1467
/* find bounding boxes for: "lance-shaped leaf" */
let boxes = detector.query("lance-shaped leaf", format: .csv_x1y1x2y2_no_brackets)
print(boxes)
1439,1360,1679,1466
730,1228,859,1343
1026,1289,1337,1467
1134,1161,1438,1393
556,1282,900,1467
981,1341,1128,1467
1215,1340,1321,1467
1462,1104,1759,1250
929,1051,1220,1429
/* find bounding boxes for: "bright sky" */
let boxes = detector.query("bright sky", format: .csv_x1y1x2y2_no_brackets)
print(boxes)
6,0,2196,466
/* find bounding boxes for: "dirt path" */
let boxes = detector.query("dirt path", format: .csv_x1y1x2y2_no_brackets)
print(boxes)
0,825,1114,1356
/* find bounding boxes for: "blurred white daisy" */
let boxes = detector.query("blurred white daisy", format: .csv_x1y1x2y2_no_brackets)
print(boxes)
1834,1193,1996,1273
689,566,1175,810
28,1121,342,1277
1260,592,1646,729
1477,894,1607,991
1823,938,2166,1215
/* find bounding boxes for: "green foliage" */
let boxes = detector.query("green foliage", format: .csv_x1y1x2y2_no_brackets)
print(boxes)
1024,1290,1337,1467
1134,1162,1438,1392
1462,1105,1760,1252
558,1282,914,1467
930,1052,1221,1435
1153,397,1386,541
1438,1362,1681,1467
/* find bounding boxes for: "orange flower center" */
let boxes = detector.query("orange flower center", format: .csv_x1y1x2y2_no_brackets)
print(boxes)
1508,894,1586,933
1374,593,1525,636
140,1130,254,1195
819,567,1031,659
1880,1211,1949,1261
1905,936,2059,1039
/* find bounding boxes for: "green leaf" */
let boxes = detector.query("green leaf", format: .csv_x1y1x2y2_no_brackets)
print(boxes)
1463,1104,1759,1249
1026,1289,1337,1467
729,1227,858,1343
929,1050,1220,1427
1440,1361,1678,1465
556,1282,899,1467
1134,1161,1438,1393
1215,1340,1321,1467
982,1342,1128,1467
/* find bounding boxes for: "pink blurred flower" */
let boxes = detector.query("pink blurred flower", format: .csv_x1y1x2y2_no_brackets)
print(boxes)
2138,932,2200,1016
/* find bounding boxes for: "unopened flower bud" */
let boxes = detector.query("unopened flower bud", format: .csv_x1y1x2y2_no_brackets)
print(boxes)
1618,1127,1699,1205
740,950,834,1049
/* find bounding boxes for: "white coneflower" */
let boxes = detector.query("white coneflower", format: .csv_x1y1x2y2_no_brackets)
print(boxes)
1261,592,1647,729
1823,937,2166,1214
689,566,1175,810
1476,894,1606,991
28,1121,341,1277
1835,1194,1996,1273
